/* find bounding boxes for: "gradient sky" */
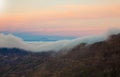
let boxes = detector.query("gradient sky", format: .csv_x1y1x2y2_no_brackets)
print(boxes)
0,0,120,36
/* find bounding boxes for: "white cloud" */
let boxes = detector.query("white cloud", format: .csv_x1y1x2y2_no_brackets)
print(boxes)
0,29,120,52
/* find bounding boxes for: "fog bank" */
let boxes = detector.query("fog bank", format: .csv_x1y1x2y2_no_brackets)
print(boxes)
0,29,120,52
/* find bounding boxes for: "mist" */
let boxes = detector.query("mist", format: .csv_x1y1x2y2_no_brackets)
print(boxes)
0,29,120,52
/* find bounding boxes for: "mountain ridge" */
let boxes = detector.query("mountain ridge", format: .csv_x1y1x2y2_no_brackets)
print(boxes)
0,33,120,77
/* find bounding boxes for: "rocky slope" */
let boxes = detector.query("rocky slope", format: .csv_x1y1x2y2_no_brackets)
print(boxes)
0,33,120,77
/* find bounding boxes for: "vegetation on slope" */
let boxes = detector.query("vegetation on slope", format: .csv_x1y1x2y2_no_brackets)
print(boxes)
0,33,120,77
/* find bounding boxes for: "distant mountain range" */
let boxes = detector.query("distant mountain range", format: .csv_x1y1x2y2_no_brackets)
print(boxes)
0,32,76,41
0,33,120,77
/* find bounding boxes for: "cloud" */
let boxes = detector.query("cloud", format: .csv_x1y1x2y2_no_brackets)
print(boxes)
0,33,71,52
0,29,120,52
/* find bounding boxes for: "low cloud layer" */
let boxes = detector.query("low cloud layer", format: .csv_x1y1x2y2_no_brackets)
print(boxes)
0,29,120,52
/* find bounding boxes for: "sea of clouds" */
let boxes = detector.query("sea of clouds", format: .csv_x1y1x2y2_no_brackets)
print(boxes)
0,29,120,52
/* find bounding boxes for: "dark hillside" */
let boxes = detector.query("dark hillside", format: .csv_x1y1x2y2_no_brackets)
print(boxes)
0,33,120,77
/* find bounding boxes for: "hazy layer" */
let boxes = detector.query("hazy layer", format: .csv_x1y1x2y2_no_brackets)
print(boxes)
0,29,119,52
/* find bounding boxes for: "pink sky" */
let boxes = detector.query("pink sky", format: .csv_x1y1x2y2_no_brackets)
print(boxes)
0,0,120,36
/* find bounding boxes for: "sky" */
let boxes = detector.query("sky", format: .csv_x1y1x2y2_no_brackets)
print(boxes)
0,0,120,38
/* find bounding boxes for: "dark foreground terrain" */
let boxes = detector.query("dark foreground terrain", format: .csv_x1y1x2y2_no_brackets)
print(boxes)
0,33,120,77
